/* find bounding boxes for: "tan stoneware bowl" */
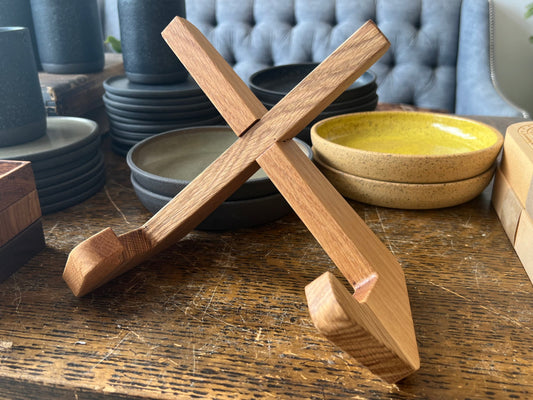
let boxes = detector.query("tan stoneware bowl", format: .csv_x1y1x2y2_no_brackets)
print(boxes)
311,111,504,183
314,154,496,209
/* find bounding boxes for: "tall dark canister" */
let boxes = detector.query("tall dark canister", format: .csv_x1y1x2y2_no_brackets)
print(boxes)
30,0,105,73
118,0,187,84
0,27,46,147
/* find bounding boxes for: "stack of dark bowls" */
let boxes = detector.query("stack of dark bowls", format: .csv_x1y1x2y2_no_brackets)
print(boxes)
102,75,223,156
249,63,378,143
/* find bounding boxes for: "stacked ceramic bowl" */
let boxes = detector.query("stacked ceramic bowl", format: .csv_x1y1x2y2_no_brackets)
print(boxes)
0,117,105,214
311,111,504,209
249,63,378,143
102,75,223,155
127,126,313,230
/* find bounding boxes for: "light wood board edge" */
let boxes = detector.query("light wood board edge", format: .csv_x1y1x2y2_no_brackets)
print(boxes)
306,271,419,383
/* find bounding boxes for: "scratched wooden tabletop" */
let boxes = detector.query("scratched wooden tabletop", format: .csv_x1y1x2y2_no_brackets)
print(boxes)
0,115,531,399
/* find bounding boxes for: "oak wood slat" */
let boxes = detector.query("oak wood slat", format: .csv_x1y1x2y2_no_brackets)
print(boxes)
63,18,390,298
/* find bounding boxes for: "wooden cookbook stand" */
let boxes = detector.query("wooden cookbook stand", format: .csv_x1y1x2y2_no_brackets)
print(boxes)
63,17,419,383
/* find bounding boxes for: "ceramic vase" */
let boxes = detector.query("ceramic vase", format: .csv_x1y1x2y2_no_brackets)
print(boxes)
118,0,187,84
0,27,46,147
0,0,41,69
30,0,105,74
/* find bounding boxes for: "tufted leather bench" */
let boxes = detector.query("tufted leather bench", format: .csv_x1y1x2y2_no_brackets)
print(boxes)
100,0,527,117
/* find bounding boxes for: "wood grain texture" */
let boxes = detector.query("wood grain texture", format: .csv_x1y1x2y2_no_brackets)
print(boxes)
515,210,533,283
305,272,418,383
500,122,533,209
1,118,532,398
258,140,418,381
63,18,390,297
0,190,41,247
162,17,266,136
0,160,36,212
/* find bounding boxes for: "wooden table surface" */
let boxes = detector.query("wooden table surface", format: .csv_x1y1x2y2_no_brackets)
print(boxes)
0,115,532,399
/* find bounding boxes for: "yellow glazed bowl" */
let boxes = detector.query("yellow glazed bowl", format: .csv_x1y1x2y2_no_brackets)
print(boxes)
314,155,496,209
310,111,503,183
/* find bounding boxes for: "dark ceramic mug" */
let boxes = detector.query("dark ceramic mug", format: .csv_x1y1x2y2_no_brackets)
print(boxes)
30,0,105,74
118,0,188,84
0,27,46,147
0,0,41,69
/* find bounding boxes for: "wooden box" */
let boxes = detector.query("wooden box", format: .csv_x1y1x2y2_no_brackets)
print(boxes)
0,161,44,282
499,121,533,215
492,121,533,285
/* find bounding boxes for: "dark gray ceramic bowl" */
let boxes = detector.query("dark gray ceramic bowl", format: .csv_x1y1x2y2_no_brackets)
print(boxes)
249,63,377,104
126,126,313,201
130,175,292,231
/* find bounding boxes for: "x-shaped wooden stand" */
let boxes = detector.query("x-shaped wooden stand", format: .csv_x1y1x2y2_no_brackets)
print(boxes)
63,17,419,382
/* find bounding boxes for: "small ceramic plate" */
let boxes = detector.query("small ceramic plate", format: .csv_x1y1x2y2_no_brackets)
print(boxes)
103,94,213,113
107,112,223,130
103,75,203,98
35,150,102,188
104,102,219,121
131,175,291,231
311,111,504,183
37,153,105,198
40,177,105,214
38,163,105,206
104,91,210,107
0,117,99,162
110,133,138,147
29,137,101,172
249,64,377,103
127,126,313,201
39,172,105,214
315,155,495,209
110,127,155,141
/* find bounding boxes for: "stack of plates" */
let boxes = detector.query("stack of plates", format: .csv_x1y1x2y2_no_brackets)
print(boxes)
311,112,503,209
126,126,313,230
0,117,105,214
103,75,223,155
249,63,378,143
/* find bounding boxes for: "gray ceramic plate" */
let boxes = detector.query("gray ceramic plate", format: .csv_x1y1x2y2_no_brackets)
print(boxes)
35,150,103,188
103,75,204,98
110,127,156,141
110,132,140,146
30,137,101,172
249,64,377,103
131,175,292,231
104,90,210,107
104,103,220,121
0,117,99,162
126,126,313,201
39,168,106,214
40,174,105,214
37,152,105,198
108,114,224,133
103,94,214,113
